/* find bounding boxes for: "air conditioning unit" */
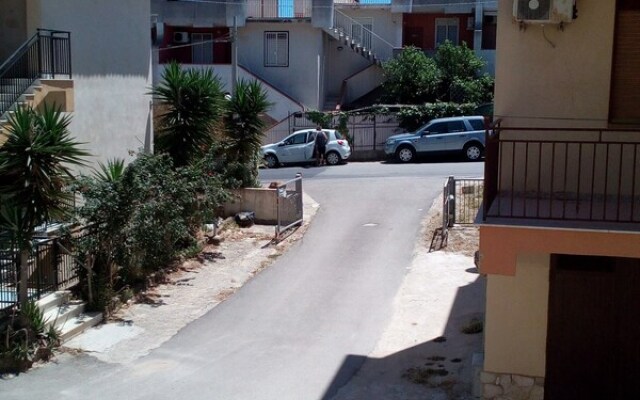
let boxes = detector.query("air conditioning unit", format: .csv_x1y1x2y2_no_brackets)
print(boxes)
173,31,190,44
513,0,574,24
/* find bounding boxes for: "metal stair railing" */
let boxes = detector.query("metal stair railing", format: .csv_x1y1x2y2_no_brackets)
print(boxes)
332,9,395,63
0,29,72,117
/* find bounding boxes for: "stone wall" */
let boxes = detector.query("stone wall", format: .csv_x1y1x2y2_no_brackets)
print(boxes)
480,371,544,400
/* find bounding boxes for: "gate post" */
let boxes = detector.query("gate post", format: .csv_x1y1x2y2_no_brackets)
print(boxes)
447,176,456,226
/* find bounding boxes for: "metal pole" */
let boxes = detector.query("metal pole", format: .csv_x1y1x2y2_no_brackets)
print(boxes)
232,16,238,95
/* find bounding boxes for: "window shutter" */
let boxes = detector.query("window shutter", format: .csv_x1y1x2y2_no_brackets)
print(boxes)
610,9,640,124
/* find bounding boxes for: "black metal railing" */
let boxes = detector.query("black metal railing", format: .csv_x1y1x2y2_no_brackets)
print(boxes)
0,29,71,116
0,225,94,311
483,124,640,224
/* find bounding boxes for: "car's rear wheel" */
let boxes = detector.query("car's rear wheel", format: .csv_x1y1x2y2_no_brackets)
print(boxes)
265,154,279,168
325,151,341,166
464,143,484,161
396,146,415,163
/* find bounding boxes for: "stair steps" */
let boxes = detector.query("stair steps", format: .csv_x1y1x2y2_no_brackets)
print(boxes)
36,290,103,343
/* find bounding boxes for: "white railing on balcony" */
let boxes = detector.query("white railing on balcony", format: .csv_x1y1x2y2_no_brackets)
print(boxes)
334,0,391,4
333,9,395,62
246,0,312,18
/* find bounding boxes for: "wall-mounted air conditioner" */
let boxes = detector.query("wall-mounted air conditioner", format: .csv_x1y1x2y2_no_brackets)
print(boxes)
513,0,574,24
173,31,190,44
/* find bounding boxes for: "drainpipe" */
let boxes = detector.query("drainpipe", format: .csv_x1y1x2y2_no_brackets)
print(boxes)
232,16,238,95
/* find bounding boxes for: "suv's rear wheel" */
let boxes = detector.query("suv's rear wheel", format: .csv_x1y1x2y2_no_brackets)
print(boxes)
396,146,415,163
464,143,483,161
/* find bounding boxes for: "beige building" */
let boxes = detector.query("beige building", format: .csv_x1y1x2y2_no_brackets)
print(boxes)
0,0,153,167
479,0,640,399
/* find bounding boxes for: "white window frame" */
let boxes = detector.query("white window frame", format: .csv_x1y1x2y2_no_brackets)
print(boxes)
435,18,459,47
264,31,289,67
192,33,214,64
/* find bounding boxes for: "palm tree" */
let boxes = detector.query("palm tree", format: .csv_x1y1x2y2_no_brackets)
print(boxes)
0,105,88,306
151,61,226,167
225,79,271,186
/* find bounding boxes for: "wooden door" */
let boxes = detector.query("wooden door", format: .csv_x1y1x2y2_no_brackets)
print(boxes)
546,255,640,399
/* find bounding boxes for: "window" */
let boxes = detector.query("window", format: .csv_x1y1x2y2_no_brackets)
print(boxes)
609,0,640,123
264,32,289,67
192,33,213,64
481,15,497,50
469,119,485,131
427,120,465,134
435,18,459,47
284,132,306,145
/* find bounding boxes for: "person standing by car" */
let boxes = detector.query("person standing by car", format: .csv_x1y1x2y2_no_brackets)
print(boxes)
314,126,328,166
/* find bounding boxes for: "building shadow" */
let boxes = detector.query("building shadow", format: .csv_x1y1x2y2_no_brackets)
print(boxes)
322,273,485,399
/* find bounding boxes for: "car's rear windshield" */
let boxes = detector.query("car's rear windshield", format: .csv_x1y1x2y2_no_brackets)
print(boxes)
333,131,343,140
469,119,485,131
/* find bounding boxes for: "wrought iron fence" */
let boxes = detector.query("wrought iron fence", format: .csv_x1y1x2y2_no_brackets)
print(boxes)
483,124,640,223
0,29,72,116
441,176,484,240
0,225,95,311
275,175,304,241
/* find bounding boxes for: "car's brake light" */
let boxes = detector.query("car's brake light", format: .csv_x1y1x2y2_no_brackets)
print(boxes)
337,140,345,146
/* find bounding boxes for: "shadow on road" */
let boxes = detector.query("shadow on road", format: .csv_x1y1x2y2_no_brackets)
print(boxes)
322,274,485,399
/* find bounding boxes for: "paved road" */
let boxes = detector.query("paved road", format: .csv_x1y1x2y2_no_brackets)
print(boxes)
1,161,483,400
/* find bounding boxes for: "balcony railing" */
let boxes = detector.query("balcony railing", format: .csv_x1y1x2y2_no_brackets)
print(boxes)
0,29,71,117
483,121,640,225
246,0,312,18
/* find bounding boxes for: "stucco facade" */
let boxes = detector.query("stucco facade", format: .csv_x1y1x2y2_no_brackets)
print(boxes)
480,1,640,398
1,0,152,168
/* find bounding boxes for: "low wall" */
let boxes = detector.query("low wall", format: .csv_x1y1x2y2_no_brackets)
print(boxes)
223,188,278,225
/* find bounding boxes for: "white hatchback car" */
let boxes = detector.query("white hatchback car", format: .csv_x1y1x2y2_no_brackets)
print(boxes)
261,129,351,168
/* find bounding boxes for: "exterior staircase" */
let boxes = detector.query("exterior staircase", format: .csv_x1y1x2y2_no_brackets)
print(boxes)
324,9,396,66
36,290,102,343
0,29,72,144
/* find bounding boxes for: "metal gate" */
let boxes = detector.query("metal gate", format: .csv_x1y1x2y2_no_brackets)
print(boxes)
275,175,303,241
440,176,484,241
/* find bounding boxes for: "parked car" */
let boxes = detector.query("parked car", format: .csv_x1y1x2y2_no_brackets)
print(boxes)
384,116,487,163
261,129,351,168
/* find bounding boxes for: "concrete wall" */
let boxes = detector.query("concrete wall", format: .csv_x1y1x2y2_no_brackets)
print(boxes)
153,63,304,122
324,8,400,99
151,0,238,28
238,21,323,109
484,253,550,377
25,0,153,169
494,0,615,128
223,188,278,225
0,0,28,61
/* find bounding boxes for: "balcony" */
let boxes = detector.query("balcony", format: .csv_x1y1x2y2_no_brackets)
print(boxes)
483,122,640,231
246,0,312,19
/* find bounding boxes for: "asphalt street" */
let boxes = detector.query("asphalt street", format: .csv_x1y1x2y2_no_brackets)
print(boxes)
0,160,483,400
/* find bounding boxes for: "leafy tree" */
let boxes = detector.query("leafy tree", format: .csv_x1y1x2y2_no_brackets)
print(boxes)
225,79,271,187
434,41,494,103
434,41,485,85
381,43,494,105
151,61,226,167
0,105,88,306
381,46,441,104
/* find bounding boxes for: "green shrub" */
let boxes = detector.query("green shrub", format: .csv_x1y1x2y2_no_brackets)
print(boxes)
0,301,59,373
74,152,230,307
